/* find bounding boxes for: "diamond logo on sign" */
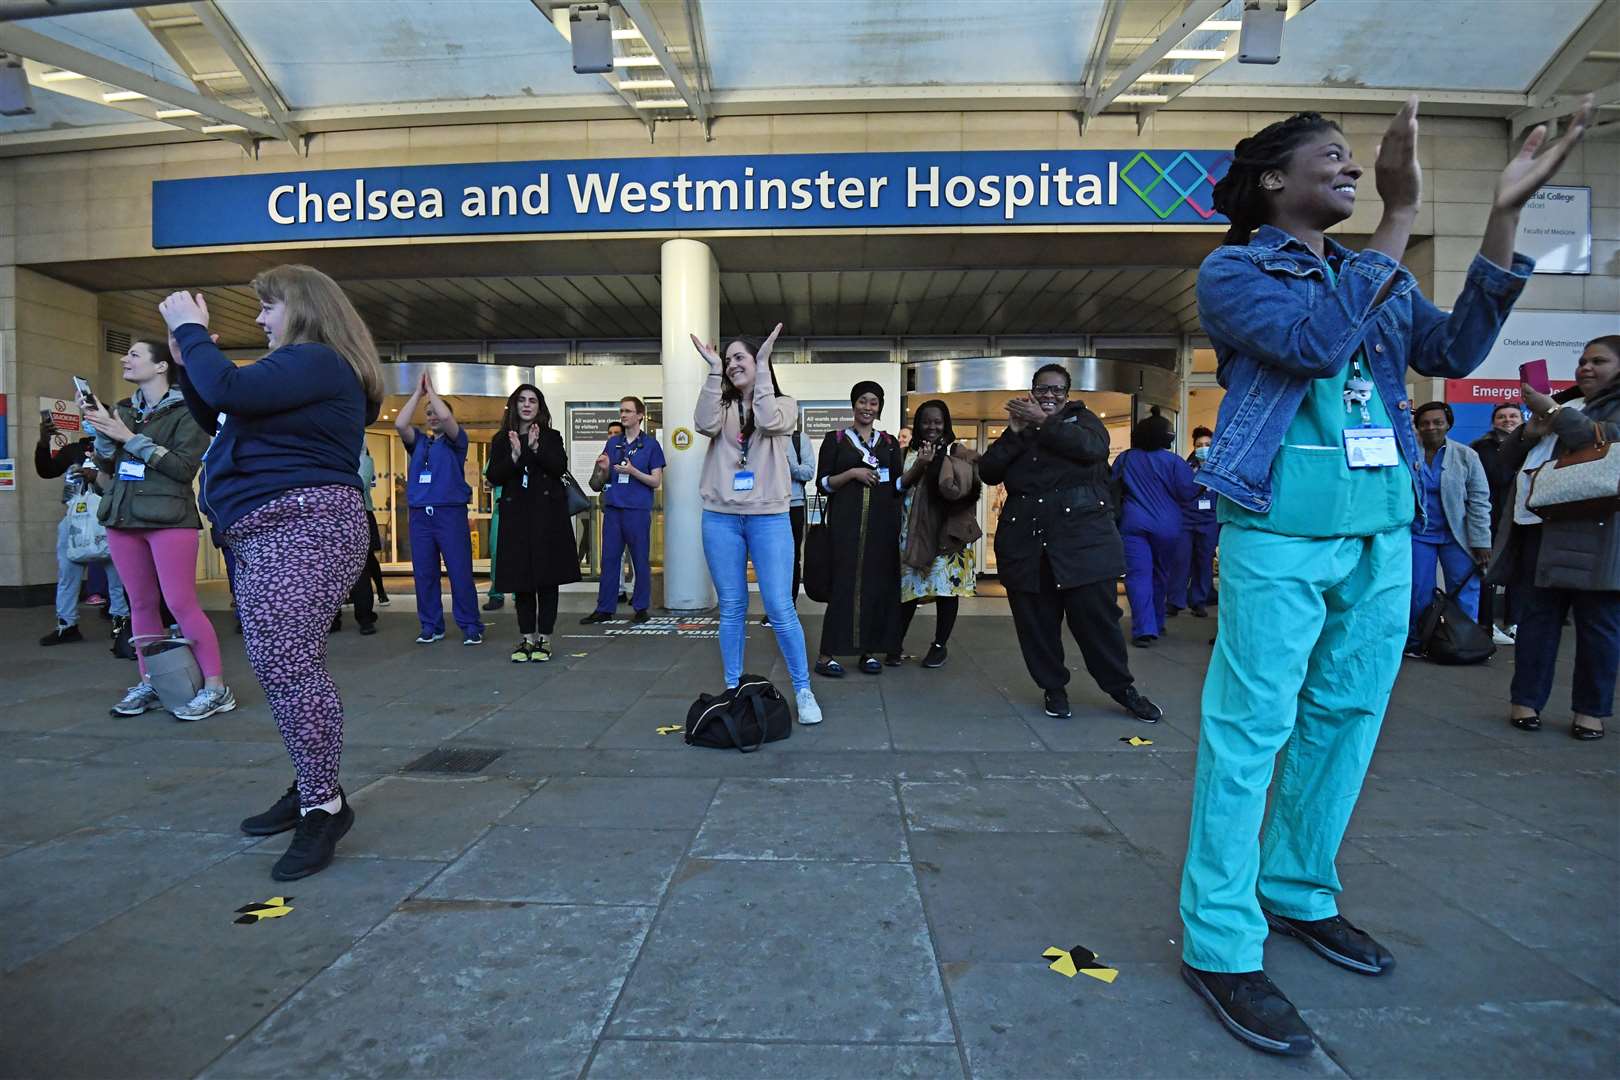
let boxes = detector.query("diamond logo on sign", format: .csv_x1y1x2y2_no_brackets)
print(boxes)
1120,151,1230,221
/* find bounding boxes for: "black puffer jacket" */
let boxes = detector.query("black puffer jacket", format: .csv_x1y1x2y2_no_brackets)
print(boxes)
1487,380,1620,593
979,401,1125,592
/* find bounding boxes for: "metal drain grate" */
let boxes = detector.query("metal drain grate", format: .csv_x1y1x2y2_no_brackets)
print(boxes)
402,747,505,774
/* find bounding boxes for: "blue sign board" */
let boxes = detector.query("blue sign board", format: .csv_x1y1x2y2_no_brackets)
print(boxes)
152,149,1232,248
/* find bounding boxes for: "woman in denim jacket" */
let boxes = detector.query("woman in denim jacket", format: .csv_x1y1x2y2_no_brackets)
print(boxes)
1177,97,1591,1058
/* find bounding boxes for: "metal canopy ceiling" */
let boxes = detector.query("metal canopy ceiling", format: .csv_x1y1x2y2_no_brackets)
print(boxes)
1,0,1614,153
96,265,1207,348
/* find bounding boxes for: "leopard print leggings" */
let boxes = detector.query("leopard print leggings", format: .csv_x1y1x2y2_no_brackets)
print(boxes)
226,485,368,808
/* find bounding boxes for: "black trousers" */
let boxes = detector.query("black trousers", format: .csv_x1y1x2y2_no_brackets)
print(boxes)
789,504,806,600
515,587,560,636
1005,557,1134,696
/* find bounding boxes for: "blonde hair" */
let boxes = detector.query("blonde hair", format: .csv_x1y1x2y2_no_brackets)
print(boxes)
251,264,384,406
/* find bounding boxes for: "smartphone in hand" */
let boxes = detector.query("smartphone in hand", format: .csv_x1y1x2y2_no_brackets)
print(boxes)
71,376,97,410
1519,359,1552,395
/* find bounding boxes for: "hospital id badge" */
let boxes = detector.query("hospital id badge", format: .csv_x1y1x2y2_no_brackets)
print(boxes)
617,472,630,484
732,470,755,492
418,472,432,484
1343,427,1399,469
877,468,891,483
117,460,146,481
1197,498,1212,511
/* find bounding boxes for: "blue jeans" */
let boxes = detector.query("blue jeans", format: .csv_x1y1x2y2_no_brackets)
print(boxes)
55,514,127,625
596,506,652,613
1409,535,1480,642
701,509,810,692
1511,585,1620,718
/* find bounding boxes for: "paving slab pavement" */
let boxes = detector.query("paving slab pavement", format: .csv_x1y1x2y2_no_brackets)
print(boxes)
1,598,1614,1078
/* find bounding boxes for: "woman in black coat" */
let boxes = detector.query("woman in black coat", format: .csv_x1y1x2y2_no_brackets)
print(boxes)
485,384,580,663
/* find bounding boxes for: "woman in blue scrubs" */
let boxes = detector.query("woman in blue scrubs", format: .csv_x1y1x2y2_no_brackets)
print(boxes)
1176,96,1590,1056
396,373,485,646
1113,412,1198,646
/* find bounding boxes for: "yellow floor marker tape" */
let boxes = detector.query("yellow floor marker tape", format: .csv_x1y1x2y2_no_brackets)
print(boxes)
1119,736,1154,747
1043,945,1119,984
234,896,294,924
656,724,684,735
571,652,589,658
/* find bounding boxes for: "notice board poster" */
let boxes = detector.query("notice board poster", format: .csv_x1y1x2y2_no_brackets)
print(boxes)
40,397,82,452
1516,186,1591,274
800,402,852,446
567,404,622,489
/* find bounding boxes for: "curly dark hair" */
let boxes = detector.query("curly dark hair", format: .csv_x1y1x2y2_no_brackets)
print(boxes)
1211,112,1344,246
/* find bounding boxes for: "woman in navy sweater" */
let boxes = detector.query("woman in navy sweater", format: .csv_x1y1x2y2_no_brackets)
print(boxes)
160,264,384,882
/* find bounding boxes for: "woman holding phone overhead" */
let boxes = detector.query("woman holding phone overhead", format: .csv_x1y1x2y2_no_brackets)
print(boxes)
158,264,386,882
1175,96,1590,1056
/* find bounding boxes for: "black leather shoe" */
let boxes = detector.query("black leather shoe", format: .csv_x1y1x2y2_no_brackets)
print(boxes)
1131,635,1154,648
271,797,355,881
922,643,948,669
1182,964,1314,1057
1571,720,1605,741
815,659,845,678
1043,689,1071,718
241,785,301,837
1112,687,1163,723
358,621,378,636
633,609,650,623
579,611,613,625
1511,712,1541,731
1263,911,1395,975
1191,605,1209,618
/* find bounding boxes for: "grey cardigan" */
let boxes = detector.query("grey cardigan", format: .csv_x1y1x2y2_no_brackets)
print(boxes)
1487,381,1620,593
1436,438,1492,551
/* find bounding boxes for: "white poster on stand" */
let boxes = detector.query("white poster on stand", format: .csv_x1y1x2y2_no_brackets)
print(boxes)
1516,186,1591,274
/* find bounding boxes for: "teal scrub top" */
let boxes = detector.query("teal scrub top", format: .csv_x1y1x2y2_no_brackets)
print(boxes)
1220,263,1413,538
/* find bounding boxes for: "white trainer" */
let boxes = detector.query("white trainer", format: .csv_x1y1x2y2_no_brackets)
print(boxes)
796,687,823,725
1492,626,1515,646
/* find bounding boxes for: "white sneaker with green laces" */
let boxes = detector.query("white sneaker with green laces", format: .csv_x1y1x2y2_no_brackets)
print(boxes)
173,685,237,722
110,681,162,717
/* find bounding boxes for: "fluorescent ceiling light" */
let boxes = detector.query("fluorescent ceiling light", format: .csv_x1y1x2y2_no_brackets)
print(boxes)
201,123,245,133
612,55,661,67
1114,93,1170,104
616,78,675,90
1134,73,1199,83
102,90,147,102
633,98,687,109
612,28,643,40
1164,48,1228,61
39,69,85,83
155,108,199,119
1198,19,1243,31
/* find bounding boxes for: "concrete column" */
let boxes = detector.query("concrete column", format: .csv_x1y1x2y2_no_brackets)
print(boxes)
660,238,719,613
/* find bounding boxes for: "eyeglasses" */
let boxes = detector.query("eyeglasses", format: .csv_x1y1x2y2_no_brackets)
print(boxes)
1031,385,1070,399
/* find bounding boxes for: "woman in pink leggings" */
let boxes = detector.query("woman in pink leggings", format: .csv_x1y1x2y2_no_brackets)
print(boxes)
83,339,234,721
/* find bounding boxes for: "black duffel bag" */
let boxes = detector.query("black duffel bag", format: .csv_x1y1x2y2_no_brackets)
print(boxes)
1415,565,1496,665
685,674,793,753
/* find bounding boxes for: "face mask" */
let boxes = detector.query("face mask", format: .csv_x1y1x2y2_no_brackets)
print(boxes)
1194,445,1210,461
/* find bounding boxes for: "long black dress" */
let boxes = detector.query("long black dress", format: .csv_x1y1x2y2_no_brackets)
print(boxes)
485,428,582,592
816,427,904,657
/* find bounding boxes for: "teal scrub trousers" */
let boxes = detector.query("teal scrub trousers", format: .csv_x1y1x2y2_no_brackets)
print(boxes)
1179,522,1409,973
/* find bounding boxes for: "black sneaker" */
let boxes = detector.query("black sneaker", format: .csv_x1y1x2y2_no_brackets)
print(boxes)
1263,911,1395,975
633,609,650,623
1181,964,1315,1057
1191,605,1209,618
1043,688,1071,718
1112,687,1163,723
271,798,355,881
580,611,613,625
40,623,83,647
482,595,504,611
358,621,378,636
922,643,948,669
241,785,301,837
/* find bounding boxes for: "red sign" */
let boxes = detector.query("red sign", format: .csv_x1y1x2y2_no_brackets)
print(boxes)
1445,378,1575,404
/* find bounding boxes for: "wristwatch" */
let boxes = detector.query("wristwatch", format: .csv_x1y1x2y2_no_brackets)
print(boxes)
1540,402,1562,419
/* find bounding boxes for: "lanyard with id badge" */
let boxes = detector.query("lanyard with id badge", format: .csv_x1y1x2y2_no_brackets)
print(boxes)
1326,262,1398,471
733,428,755,492
845,429,889,484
